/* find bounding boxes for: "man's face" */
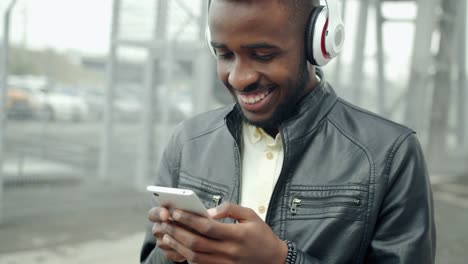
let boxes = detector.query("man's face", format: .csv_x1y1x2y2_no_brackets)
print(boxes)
208,0,313,130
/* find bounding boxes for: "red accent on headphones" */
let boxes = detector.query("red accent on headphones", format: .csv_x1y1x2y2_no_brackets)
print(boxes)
321,18,330,59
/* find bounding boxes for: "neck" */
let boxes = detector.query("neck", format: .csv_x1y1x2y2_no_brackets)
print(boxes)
264,127,279,138
303,66,319,95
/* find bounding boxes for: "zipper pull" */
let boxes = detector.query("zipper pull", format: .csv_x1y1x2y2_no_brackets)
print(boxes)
290,198,302,215
212,195,222,206
353,198,361,206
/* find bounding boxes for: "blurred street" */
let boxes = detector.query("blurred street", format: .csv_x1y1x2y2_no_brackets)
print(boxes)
0,120,166,263
0,171,468,263
0,182,149,264
1,120,173,186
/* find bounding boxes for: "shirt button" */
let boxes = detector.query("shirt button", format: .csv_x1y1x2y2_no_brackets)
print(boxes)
266,152,274,160
258,205,266,214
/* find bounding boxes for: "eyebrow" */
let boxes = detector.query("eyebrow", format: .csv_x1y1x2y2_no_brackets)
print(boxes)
242,43,279,49
210,42,227,49
210,42,279,50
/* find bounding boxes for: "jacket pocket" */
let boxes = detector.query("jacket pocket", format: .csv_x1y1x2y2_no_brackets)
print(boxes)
178,172,230,209
287,185,367,221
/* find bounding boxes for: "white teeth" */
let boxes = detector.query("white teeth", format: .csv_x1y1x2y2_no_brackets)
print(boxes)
239,90,270,105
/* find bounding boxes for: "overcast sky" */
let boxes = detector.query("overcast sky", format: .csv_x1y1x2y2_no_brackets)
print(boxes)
4,0,203,55
1,0,466,80
7,0,112,54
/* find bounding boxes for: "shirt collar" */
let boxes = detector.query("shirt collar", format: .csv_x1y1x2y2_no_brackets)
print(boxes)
243,122,282,148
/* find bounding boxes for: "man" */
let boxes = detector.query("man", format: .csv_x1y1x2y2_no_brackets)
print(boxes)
141,0,436,263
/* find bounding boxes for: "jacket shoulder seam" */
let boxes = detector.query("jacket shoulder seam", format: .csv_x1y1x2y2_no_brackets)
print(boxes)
337,99,413,132
325,117,374,164
326,116,375,263
382,132,416,184
182,121,226,143
173,120,227,187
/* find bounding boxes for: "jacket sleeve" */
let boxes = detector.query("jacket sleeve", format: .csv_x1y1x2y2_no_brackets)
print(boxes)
366,133,436,263
293,133,435,264
140,127,186,264
295,251,322,263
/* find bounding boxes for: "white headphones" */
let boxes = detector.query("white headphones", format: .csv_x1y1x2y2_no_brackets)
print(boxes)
205,0,345,67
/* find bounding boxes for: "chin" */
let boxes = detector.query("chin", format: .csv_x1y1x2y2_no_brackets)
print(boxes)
241,110,277,130
237,101,297,130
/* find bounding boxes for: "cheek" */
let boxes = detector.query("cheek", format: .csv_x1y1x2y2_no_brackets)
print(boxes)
269,67,296,88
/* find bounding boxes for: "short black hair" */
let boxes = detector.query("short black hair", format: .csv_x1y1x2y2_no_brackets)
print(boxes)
278,0,320,17
278,0,320,25
209,0,320,26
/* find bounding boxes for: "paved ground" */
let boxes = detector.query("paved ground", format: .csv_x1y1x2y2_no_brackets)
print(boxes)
0,181,150,263
0,174,468,264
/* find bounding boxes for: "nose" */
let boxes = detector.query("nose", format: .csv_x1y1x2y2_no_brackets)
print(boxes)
227,58,259,92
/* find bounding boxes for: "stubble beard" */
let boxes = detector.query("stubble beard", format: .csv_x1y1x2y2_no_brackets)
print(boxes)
236,61,310,131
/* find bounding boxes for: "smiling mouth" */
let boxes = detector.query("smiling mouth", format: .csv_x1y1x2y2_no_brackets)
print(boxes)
237,86,275,105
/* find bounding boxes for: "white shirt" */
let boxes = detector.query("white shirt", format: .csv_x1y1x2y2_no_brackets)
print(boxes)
240,122,284,221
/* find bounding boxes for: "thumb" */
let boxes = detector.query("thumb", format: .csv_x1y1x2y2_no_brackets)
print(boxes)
208,202,258,223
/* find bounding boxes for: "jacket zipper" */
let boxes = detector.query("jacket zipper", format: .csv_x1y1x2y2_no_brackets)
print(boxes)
265,125,287,225
290,196,362,215
178,182,224,206
196,191,223,207
212,195,222,206
225,113,242,206
234,140,242,206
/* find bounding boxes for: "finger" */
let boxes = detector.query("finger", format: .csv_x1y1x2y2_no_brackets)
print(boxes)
152,222,166,238
157,239,186,261
152,219,184,239
156,238,172,250
163,250,186,263
162,219,225,254
210,202,259,223
148,207,170,222
163,234,214,264
171,209,236,240
165,234,233,264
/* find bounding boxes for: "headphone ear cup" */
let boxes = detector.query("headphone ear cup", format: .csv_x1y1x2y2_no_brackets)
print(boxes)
306,6,328,66
305,6,324,66
206,0,216,58
205,26,216,57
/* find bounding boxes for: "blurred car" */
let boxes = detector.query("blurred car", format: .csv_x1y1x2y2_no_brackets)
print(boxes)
152,86,192,123
79,83,193,123
114,83,193,123
8,76,90,122
6,86,34,119
39,86,90,122
114,96,142,122
81,88,105,121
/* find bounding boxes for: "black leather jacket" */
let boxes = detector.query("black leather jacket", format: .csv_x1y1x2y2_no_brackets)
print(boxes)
141,73,436,264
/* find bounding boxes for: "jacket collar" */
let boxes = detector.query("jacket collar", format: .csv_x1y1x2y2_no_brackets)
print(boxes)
225,68,338,143
281,68,338,141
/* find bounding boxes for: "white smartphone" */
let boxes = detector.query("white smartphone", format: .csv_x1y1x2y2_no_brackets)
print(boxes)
146,185,209,217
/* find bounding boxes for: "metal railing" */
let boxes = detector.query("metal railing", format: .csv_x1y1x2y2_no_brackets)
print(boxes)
0,0,18,224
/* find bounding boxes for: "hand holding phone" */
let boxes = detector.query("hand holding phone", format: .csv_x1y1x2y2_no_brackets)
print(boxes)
146,185,209,217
